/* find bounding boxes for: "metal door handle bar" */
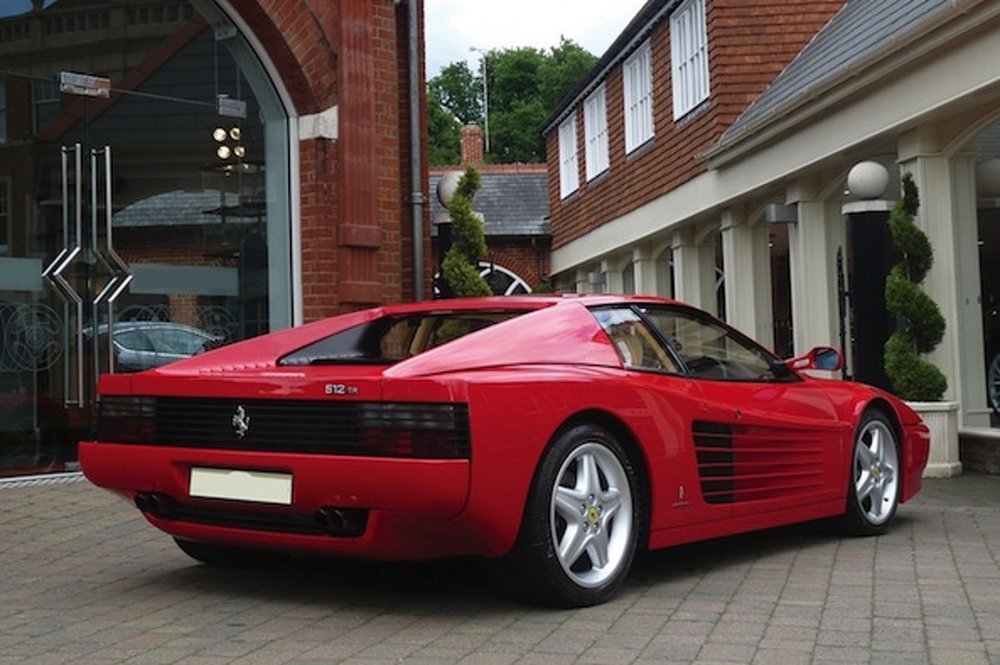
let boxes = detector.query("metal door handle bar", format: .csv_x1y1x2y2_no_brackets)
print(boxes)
91,146,133,376
42,144,85,406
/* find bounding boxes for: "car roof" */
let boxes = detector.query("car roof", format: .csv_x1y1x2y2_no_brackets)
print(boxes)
372,293,684,315
89,321,216,336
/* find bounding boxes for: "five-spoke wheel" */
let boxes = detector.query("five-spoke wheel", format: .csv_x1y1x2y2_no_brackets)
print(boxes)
498,423,642,607
550,441,634,589
843,410,900,535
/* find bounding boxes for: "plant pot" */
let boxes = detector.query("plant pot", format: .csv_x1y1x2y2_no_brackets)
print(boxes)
907,400,961,478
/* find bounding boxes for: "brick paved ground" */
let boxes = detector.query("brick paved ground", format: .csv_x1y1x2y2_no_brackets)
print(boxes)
1,473,998,664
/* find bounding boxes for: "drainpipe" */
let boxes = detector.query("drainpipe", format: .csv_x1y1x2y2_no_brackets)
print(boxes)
405,0,426,300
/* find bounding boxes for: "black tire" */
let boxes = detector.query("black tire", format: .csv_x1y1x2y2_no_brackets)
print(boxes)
842,410,900,536
988,351,1000,417
173,538,286,568
494,423,643,608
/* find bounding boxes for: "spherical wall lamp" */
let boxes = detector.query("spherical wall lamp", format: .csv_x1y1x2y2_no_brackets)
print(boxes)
847,160,890,200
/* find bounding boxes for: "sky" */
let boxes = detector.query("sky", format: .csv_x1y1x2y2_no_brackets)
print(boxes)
424,0,649,79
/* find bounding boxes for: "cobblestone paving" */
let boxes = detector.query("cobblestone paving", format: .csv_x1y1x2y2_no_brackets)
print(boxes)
1,473,998,664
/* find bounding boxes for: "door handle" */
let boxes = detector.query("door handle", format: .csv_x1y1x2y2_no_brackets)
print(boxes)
91,146,133,375
43,144,85,406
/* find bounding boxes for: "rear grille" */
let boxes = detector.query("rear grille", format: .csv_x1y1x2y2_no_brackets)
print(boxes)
98,396,470,459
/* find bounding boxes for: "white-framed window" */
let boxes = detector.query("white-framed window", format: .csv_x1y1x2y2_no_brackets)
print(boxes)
558,114,579,199
671,0,709,120
623,40,654,154
0,178,9,254
584,83,609,180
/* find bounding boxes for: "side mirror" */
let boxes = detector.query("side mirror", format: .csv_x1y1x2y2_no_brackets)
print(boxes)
786,346,843,372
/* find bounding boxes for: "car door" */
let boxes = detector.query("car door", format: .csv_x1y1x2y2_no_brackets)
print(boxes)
591,306,733,528
637,305,848,518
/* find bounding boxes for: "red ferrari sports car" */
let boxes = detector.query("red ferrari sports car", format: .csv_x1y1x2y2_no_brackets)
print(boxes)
80,295,930,607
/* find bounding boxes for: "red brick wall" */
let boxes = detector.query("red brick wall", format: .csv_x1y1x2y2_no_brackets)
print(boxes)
235,0,428,321
709,1,845,128
548,0,844,250
299,138,340,316
487,243,550,290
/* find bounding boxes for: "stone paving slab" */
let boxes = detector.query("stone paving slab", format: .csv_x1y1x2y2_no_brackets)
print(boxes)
1,473,998,664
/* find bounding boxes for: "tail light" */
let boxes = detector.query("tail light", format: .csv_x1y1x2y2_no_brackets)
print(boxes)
97,396,156,442
359,403,470,458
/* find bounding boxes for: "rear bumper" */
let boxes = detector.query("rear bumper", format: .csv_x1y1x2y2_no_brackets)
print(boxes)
79,441,479,559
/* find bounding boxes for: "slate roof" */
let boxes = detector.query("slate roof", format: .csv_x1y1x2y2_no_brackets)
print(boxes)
718,0,951,147
112,190,255,228
428,171,551,238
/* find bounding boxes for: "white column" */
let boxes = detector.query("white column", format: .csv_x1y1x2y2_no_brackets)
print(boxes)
601,259,622,294
787,193,845,356
671,227,717,314
574,268,590,294
632,246,660,296
721,209,774,348
899,149,988,429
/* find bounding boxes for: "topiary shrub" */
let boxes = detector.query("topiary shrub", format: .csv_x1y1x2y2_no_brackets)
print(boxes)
883,173,947,401
441,165,492,298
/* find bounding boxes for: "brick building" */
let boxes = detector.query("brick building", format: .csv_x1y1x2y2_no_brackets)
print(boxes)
543,0,1000,473
0,0,428,475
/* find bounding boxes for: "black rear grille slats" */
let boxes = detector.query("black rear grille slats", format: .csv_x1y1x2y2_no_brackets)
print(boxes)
98,397,471,459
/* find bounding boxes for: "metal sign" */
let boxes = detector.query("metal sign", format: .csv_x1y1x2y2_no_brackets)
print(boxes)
217,96,247,119
59,72,110,98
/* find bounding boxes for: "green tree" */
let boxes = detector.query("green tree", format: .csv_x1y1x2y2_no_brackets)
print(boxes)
427,61,481,166
429,61,482,124
428,98,460,166
539,37,600,111
883,173,947,401
489,98,547,164
487,46,546,113
441,166,491,297
427,38,597,164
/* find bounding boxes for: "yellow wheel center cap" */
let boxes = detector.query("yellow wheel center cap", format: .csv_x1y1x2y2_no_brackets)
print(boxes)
872,466,881,480
586,506,600,525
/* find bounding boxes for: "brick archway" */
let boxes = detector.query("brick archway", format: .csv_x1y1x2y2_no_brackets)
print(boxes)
226,1,336,114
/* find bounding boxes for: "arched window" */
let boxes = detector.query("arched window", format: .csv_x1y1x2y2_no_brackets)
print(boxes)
433,262,532,296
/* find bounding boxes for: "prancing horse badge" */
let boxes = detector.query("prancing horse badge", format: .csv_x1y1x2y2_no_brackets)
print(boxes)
232,405,250,438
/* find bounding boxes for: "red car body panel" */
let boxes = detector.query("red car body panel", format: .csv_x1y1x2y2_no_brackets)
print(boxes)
79,295,930,562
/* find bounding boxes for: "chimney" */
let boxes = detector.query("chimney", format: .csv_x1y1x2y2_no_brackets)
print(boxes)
460,125,484,166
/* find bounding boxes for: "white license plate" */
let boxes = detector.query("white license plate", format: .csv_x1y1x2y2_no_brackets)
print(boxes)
189,467,292,505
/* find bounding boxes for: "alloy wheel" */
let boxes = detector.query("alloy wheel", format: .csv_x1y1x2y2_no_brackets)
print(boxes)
549,441,634,588
853,418,900,526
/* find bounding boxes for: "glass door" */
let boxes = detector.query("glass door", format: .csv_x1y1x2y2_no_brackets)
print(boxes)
0,0,291,477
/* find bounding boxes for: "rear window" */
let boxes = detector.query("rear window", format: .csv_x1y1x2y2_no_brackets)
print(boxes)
279,310,526,366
